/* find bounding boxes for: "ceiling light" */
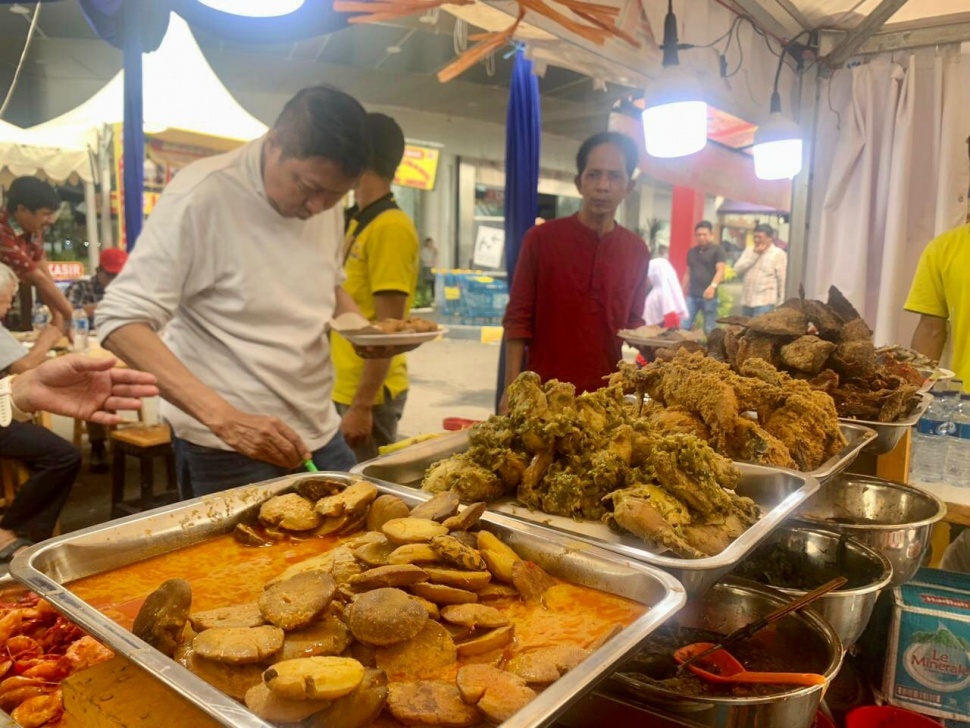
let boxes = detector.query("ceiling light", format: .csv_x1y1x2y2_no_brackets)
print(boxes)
8,4,30,15
385,46,402,54
641,1,708,159
753,92,803,179
197,0,304,18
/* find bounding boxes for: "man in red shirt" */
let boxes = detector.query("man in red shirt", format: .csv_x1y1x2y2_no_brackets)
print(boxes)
502,131,649,402
0,177,74,332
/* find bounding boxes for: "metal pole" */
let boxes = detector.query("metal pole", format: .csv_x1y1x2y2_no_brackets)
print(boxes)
786,65,820,297
83,180,100,272
99,127,113,251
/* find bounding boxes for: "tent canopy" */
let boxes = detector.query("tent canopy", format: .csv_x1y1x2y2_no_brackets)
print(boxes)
24,13,268,150
0,119,94,185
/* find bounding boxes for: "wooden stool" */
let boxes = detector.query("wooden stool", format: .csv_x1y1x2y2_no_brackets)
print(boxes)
109,425,178,518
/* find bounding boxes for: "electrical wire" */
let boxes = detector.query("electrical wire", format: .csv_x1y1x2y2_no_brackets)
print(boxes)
0,2,41,119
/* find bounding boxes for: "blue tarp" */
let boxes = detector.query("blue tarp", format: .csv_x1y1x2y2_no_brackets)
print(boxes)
495,49,540,411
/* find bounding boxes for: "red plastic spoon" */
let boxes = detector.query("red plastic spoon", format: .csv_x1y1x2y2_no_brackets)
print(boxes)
674,642,827,687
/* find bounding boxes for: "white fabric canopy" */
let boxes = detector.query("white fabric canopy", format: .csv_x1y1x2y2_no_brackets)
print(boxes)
0,119,94,185
805,46,970,349
25,13,268,150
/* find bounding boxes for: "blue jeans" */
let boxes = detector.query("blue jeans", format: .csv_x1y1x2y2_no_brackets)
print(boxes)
684,294,719,336
743,305,775,317
173,432,356,499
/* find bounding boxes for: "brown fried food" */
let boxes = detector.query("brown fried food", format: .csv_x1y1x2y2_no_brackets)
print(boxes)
422,567,491,591
505,645,590,684
375,620,457,679
366,495,411,532
735,331,781,369
387,681,479,727
878,386,919,422
259,493,322,532
295,477,344,502
829,339,877,378
801,299,844,340
307,668,388,728
348,564,429,591
279,615,353,661
429,535,487,571
410,582,478,605
440,604,509,630
744,307,808,337
456,664,536,722
190,603,264,632
245,682,332,723
193,625,285,664
177,641,264,700
827,285,862,323
410,491,461,522
348,588,428,647
455,624,514,657
259,571,336,631
706,327,728,361
780,335,837,374
511,561,557,603
646,406,711,441
422,456,506,503
133,578,192,657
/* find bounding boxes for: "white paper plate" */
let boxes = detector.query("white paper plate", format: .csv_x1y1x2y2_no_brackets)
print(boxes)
339,328,448,346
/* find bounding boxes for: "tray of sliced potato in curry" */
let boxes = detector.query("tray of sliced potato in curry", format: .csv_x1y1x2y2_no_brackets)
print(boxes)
9,473,686,728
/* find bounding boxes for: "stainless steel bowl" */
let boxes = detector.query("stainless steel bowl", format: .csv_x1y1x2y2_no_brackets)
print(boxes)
791,474,946,587
611,578,843,728
839,391,932,455
732,526,892,648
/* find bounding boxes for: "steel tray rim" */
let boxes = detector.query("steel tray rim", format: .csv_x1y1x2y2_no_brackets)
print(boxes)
10,473,687,728
806,423,877,481
838,390,932,430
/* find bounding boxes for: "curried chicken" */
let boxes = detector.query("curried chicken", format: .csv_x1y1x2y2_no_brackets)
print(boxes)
421,372,757,559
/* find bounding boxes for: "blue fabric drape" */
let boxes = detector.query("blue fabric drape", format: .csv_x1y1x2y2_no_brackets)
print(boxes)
496,49,541,411
121,0,144,250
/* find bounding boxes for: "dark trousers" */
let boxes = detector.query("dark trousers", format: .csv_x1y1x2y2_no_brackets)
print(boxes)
335,389,408,464
743,305,775,317
684,294,720,336
0,421,81,541
173,431,357,499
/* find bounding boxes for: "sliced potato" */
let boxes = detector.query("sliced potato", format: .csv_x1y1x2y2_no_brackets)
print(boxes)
409,582,478,606
330,546,364,585
347,641,376,668
374,620,457,680
476,530,521,560
411,596,440,620
348,588,428,647
279,616,352,661
259,493,321,532
455,624,514,658
338,512,369,536
447,531,479,549
268,552,336,586
386,543,442,566
366,494,411,532
442,621,474,643
456,664,536,722
442,502,487,532
506,644,590,684
511,560,557,603
422,567,491,591
316,481,379,519
382,517,448,545
264,656,365,701
481,549,519,584
307,668,388,728
440,604,509,630
476,583,520,602
348,564,429,591
193,626,284,664
190,603,265,632
259,571,336,631
352,538,396,568
409,491,460,522
245,682,331,723
429,535,487,571
387,681,479,727
316,515,350,536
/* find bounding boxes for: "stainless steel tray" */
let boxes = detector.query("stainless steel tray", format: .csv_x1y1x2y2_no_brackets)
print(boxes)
810,422,877,481
353,441,820,596
10,473,686,728
839,390,931,455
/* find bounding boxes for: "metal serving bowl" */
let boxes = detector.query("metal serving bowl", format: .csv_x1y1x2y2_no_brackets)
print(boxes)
732,526,892,648
791,474,946,587
611,578,843,728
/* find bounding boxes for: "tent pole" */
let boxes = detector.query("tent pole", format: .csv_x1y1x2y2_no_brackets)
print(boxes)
84,179,100,272
99,134,113,250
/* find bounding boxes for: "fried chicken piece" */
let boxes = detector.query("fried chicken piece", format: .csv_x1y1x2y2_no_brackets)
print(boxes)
840,318,873,343
422,456,507,502
722,417,797,469
735,332,781,369
877,385,919,422
829,340,877,378
706,328,728,362
640,354,742,436
780,335,837,374
808,369,840,394
507,372,552,452
646,407,711,442
605,489,705,559
648,434,740,515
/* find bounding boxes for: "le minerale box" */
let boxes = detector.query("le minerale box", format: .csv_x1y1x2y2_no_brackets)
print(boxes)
883,568,970,722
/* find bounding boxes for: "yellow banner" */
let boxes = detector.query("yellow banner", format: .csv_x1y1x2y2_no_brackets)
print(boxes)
394,145,440,191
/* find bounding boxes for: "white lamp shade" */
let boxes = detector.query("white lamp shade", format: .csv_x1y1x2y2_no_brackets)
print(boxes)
753,111,804,180
198,0,305,17
642,101,708,158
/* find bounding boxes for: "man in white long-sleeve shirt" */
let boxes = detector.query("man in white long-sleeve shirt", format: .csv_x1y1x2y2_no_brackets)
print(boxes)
732,223,788,317
98,86,389,497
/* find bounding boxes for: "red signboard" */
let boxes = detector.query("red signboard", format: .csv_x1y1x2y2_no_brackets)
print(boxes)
49,262,85,281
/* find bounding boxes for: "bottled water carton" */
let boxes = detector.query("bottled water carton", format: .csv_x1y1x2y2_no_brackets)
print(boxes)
943,393,970,487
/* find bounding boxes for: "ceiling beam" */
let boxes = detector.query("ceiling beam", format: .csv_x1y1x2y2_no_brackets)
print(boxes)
845,19,970,55
773,0,814,32
822,0,911,69
729,0,802,39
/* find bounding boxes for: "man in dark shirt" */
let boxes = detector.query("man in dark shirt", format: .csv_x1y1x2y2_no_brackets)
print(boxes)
682,220,725,336
502,131,650,402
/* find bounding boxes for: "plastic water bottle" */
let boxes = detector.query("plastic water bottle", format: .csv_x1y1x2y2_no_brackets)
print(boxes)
31,302,50,333
944,394,970,487
911,391,956,483
71,307,89,353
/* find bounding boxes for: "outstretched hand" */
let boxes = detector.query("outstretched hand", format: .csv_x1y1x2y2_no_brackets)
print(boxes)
13,354,159,425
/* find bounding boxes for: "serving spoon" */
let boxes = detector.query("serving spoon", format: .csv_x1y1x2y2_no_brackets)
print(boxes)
674,642,827,687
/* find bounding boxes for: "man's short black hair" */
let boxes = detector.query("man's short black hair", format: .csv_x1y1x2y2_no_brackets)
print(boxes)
365,113,405,180
273,85,370,179
576,131,639,177
754,223,775,237
6,176,60,214
695,220,713,232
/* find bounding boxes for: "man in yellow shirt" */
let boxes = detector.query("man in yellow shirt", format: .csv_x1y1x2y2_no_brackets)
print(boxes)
904,223,970,390
333,114,419,461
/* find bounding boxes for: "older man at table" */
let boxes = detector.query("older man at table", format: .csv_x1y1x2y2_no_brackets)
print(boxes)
98,85,409,497
0,263,81,563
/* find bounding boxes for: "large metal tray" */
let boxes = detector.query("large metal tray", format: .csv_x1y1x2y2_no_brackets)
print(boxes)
353,439,820,596
10,473,686,728
839,390,932,455
812,422,877,481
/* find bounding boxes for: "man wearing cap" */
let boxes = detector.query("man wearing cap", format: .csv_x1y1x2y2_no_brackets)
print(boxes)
0,177,74,333
64,247,129,472
333,113,420,462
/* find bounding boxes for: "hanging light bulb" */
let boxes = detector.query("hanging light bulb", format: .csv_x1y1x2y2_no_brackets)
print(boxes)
642,0,708,159
198,0,305,18
753,92,803,179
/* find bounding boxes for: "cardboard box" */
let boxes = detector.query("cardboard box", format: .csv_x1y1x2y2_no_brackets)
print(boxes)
883,568,970,722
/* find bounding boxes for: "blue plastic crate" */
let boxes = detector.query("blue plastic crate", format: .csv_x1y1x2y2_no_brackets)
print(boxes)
458,275,508,321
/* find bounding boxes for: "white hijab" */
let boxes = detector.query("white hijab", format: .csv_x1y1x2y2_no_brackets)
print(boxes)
643,257,689,326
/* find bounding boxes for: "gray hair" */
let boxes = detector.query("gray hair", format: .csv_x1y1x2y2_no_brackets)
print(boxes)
0,263,18,293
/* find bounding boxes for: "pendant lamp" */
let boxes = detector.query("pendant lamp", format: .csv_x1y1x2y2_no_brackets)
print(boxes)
753,38,806,180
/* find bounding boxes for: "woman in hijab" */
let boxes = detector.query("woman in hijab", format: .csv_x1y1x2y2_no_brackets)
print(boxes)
643,257,688,329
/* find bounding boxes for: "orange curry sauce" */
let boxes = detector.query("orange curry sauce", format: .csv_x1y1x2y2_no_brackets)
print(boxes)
68,533,645,680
